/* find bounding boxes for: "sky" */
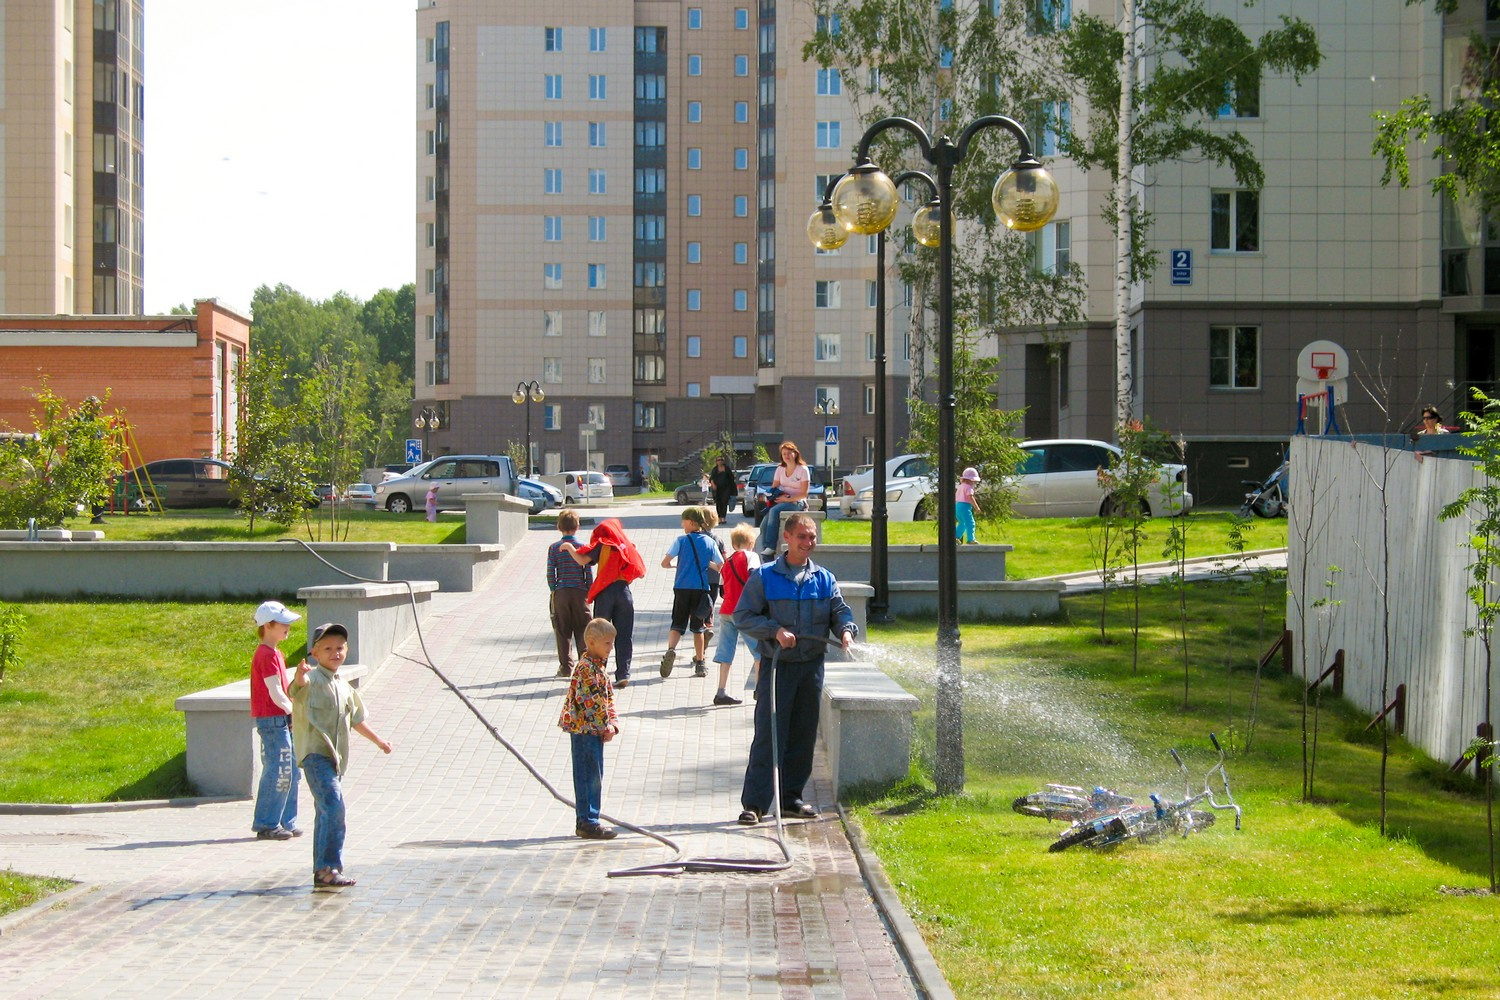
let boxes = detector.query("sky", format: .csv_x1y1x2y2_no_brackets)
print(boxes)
143,1,415,315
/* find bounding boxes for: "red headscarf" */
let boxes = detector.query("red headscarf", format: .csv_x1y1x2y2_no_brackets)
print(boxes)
573,518,646,601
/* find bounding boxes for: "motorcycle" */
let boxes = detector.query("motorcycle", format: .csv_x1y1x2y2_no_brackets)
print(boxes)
1239,458,1288,518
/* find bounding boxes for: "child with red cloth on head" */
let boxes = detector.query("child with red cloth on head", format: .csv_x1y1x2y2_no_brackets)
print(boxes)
558,518,646,685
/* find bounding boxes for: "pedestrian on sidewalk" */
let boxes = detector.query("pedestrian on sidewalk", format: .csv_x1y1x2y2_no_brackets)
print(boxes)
659,506,723,679
249,600,302,841
424,483,439,522
547,509,593,678
708,523,762,706
559,518,646,686
955,466,981,544
709,455,737,522
559,617,621,840
733,512,856,825
700,505,729,641
289,623,394,888
755,441,810,557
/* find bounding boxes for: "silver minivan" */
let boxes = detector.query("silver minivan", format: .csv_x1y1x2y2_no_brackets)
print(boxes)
373,454,517,513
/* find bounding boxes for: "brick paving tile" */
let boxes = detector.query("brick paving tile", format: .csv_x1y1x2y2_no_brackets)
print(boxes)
0,504,923,999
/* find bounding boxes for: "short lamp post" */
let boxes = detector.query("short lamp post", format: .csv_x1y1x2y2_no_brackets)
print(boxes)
813,398,839,492
414,405,441,463
513,379,545,476
810,169,939,625
825,115,1059,795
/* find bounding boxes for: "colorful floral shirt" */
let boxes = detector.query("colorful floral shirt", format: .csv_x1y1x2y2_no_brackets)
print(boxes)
558,652,617,736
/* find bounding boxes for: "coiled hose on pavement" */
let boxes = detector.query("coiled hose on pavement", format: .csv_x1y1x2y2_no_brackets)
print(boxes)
283,537,828,878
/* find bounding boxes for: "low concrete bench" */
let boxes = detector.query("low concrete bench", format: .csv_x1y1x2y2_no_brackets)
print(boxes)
887,579,1063,619
175,665,369,797
389,544,503,592
820,662,920,795
297,580,439,671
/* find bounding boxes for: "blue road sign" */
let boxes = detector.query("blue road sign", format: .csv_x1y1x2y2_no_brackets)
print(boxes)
405,438,423,464
1170,248,1192,285
824,425,838,446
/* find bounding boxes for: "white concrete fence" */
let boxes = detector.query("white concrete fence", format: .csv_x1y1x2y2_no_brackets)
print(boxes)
1286,435,1498,769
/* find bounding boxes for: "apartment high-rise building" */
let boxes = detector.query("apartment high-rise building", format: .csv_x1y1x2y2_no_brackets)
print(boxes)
414,1,912,479
0,0,144,316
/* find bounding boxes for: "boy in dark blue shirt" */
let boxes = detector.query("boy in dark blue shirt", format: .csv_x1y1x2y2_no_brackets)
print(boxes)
548,509,594,677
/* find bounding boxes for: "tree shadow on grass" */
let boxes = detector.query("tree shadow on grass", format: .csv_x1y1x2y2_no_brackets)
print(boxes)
108,752,192,801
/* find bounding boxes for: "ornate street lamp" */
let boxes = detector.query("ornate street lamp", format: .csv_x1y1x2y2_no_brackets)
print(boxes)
414,405,441,463
830,116,1058,794
512,379,545,476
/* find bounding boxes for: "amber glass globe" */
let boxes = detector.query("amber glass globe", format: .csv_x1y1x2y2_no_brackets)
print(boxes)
992,165,1060,232
806,205,849,250
911,201,943,248
831,168,900,235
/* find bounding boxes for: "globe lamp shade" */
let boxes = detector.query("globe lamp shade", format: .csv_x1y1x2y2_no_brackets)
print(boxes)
832,168,900,235
806,205,849,250
911,201,943,248
992,164,1060,232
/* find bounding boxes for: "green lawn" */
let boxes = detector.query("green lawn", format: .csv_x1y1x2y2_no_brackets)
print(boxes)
821,510,1287,579
0,870,74,919
852,582,1498,998
63,507,468,543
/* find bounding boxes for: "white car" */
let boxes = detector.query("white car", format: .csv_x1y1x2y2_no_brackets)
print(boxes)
837,455,932,515
516,477,563,513
846,473,935,522
549,470,614,505
1014,439,1192,517
343,482,376,508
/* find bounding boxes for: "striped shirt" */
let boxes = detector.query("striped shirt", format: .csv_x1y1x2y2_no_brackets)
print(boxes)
548,534,594,592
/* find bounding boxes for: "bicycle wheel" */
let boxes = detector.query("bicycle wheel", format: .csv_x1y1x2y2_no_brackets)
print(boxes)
1047,824,1104,852
1185,810,1216,830
1013,792,1087,821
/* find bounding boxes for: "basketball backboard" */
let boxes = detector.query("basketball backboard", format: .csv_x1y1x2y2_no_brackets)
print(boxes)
1296,340,1349,383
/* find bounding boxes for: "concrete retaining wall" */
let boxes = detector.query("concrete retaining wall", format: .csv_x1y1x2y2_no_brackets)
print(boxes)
820,661,921,794
813,543,1011,584
389,544,503,592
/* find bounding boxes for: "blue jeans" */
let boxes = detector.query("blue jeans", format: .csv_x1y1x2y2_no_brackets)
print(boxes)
756,500,806,552
301,753,346,874
252,715,299,833
592,581,634,681
955,500,976,544
570,733,605,824
712,611,757,665
740,654,824,813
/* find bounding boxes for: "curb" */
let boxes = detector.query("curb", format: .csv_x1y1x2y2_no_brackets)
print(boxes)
0,882,96,938
0,794,245,816
839,804,956,1000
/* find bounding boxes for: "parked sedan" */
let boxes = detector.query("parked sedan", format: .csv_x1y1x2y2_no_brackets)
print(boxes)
1015,439,1192,517
673,481,710,505
517,477,563,513
838,455,932,515
845,474,934,522
343,483,377,508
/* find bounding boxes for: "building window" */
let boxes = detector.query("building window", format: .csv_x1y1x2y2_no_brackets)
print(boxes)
543,357,563,384
425,176,435,201
735,101,749,123
544,263,563,289
636,27,663,53
544,216,562,242
426,315,435,340
734,195,749,217
637,73,666,101
814,173,840,203
734,290,748,310
1211,190,1260,252
1209,325,1260,388
816,68,841,95
636,169,666,194
589,311,607,336
687,241,701,263
736,8,749,29
815,334,842,361
544,168,562,194
687,195,701,216
734,242,748,264
735,148,749,170
589,27,606,51
589,357,607,383
544,27,563,51
687,147,702,169
545,74,562,99
425,361,435,386
1215,77,1260,118
683,382,698,398
634,402,664,429
1028,0,1072,34
687,290,702,311
544,310,562,337
426,129,436,154
589,122,607,147
815,280,841,308
688,54,702,75
734,336,748,358
589,216,606,241
867,280,878,308
735,55,749,76
589,264,606,288
1036,101,1070,156
688,7,702,28
425,268,435,294
1029,220,1070,274
687,101,702,123
636,353,665,382
816,13,842,36
864,384,876,414
636,120,665,149
816,121,841,148
589,75,607,99
588,404,606,428
543,404,562,429
687,336,702,357
636,214,666,240
640,260,669,287
589,169,607,194
426,83,435,108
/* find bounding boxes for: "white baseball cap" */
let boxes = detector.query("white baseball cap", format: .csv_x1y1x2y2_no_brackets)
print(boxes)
254,600,301,626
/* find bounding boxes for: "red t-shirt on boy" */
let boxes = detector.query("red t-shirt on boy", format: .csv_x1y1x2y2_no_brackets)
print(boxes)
249,643,291,718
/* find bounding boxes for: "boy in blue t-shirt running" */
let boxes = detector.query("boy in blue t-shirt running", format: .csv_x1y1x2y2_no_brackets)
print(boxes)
659,506,723,678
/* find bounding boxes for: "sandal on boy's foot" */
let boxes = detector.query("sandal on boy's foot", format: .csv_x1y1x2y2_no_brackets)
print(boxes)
737,809,762,826
712,692,742,706
576,821,618,840
692,660,707,678
659,648,676,677
314,869,356,888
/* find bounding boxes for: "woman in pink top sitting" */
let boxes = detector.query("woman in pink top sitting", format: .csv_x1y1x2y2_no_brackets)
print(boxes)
756,441,810,556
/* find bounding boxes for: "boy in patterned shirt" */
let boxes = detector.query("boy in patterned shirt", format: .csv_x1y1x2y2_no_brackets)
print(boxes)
559,618,621,840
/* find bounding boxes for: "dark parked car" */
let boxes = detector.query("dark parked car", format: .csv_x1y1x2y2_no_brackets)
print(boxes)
742,463,826,524
121,458,238,509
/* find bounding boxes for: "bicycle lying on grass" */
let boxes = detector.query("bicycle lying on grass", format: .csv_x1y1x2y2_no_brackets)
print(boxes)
1013,734,1242,853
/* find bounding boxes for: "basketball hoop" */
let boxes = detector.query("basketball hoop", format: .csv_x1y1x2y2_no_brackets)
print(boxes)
1311,351,1336,381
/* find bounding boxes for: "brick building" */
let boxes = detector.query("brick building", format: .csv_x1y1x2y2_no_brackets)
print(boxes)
0,299,250,464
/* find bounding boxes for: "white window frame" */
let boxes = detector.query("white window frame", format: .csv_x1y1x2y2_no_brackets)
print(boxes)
1209,325,1260,389
1211,190,1260,253
814,280,841,309
589,357,607,383
543,358,563,384
815,333,842,362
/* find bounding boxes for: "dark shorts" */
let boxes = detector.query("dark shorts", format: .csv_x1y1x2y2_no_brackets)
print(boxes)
670,588,713,633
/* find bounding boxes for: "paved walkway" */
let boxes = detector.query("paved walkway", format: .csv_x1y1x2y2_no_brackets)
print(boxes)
0,504,921,999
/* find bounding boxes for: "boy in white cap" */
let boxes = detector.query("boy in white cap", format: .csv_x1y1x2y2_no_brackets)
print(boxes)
289,622,393,888
250,600,302,841
955,467,981,544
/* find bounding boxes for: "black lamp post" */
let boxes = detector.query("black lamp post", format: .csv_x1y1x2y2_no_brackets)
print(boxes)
414,405,441,463
827,116,1059,794
513,380,544,476
813,397,839,490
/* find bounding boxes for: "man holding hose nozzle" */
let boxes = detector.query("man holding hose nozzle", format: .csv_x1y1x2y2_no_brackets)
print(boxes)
733,512,856,825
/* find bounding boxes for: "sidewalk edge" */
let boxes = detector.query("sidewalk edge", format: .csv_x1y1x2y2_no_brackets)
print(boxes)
0,795,245,816
0,882,96,938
